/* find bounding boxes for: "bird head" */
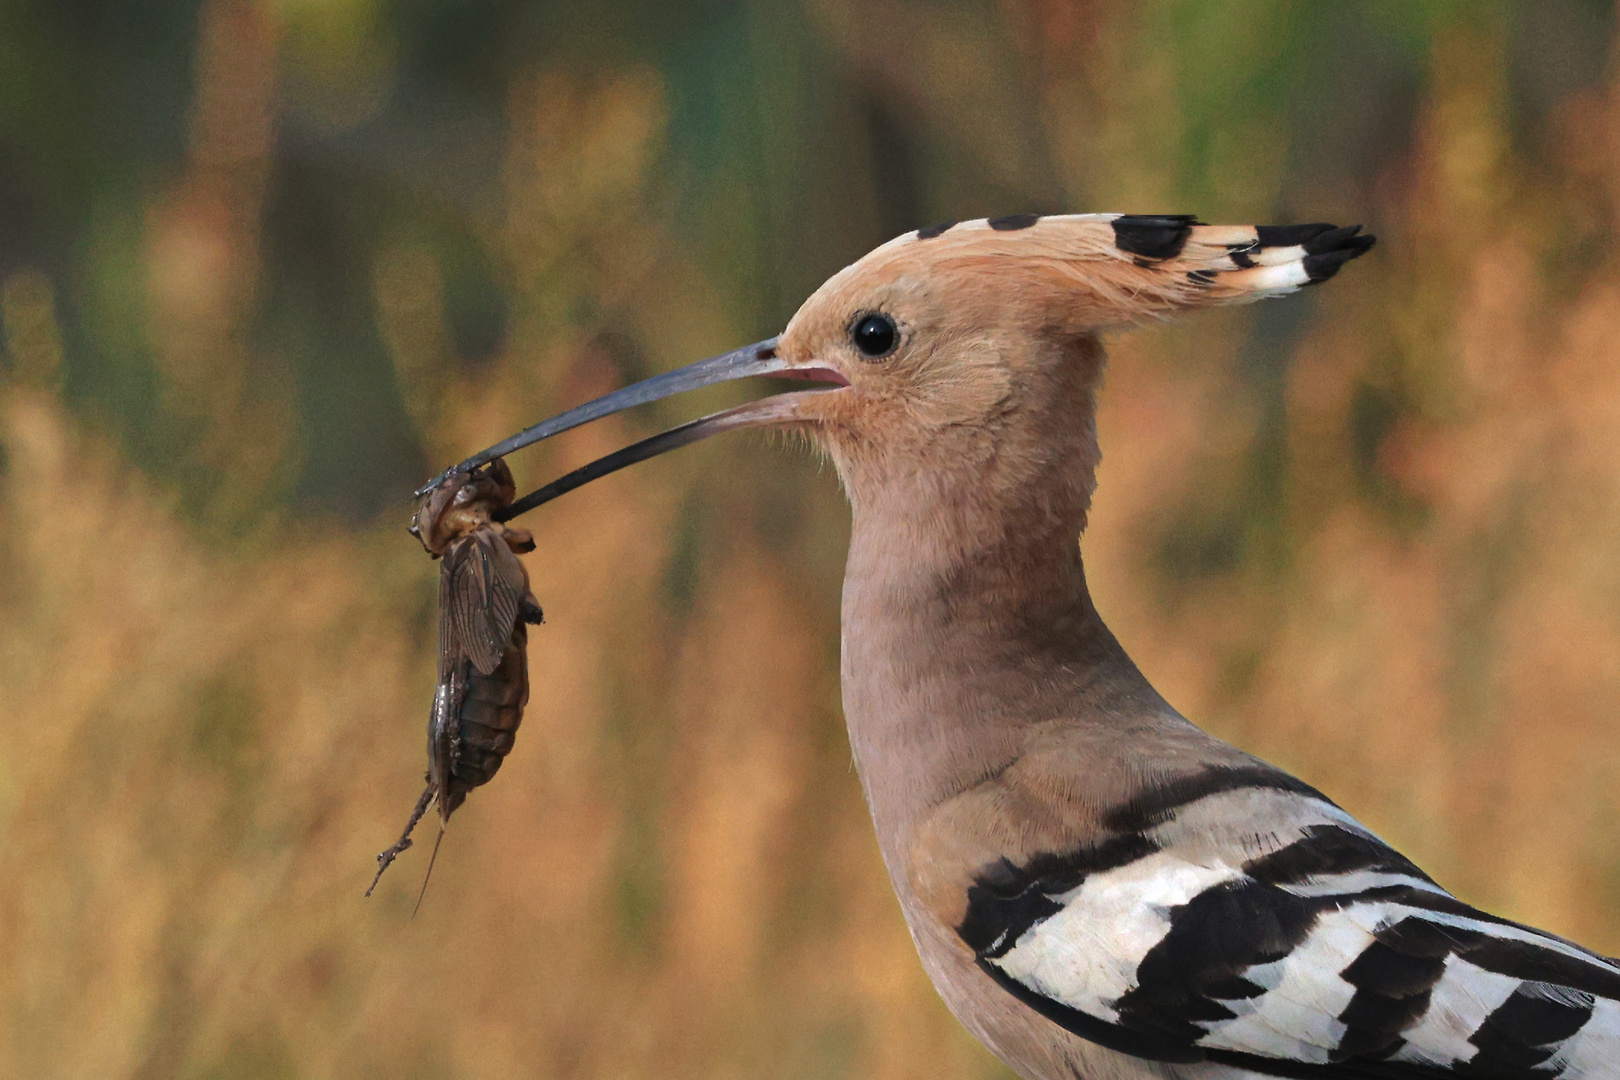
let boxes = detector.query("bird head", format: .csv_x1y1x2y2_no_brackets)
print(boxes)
770,218,1120,522
419,215,1372,535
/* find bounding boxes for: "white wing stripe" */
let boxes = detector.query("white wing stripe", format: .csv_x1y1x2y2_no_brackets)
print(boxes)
1276,869,1449,899
1388,954,1520,1067
1148,786,1369,855
995,853,1244,1022
1552,997,1620,1075
1197,906,1374,1062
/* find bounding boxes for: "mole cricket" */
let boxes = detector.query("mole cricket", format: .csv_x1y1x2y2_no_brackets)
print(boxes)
368,338,789,905
367,457,543,906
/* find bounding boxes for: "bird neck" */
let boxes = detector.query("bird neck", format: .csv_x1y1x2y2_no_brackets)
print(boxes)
838,459,1168,860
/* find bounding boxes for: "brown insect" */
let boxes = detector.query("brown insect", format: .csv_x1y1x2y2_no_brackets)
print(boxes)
367,457,543,906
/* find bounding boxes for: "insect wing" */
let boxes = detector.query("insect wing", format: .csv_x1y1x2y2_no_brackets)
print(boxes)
428,661,469,820
428,669,461,791
441,528,525,676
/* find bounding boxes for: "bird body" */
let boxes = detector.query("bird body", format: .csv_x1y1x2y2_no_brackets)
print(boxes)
809,218,1620,1079
442,214,1620,1078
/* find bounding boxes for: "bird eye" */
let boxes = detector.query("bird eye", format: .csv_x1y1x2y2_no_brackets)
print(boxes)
851,313,898,359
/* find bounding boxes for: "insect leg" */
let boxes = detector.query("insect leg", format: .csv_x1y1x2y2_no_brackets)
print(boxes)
366,783,434,896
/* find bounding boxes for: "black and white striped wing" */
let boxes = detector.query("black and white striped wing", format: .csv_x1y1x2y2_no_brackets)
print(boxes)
958,767,1620,1078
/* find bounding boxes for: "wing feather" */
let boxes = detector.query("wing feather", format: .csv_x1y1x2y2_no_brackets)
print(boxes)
958,773,1620,1078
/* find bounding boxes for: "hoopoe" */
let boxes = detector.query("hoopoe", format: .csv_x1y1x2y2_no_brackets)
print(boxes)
425,215,1620,1079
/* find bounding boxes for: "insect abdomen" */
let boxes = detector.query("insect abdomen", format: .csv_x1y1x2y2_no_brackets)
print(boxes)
450,623,530,791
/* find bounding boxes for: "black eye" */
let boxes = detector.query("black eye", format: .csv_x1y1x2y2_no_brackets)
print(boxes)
851,312,898,359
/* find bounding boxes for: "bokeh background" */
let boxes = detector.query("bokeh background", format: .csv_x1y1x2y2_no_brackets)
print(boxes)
4,1,1620,1076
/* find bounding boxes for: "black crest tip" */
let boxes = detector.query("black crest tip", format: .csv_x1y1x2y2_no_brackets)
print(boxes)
1255,222,1336,249
1302,235,1376,283
1112,214,1202,261
987,213,1042,232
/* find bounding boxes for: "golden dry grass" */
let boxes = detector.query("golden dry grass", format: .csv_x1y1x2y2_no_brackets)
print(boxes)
5,4,1620,1079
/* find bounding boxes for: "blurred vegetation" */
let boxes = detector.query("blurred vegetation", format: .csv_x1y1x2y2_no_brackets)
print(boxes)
5,1,1620,1077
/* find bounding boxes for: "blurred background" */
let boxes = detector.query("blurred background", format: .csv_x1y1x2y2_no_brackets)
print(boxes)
4,0,1620,1076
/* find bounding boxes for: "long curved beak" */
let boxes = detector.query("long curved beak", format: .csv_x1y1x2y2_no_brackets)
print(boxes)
415,336,847,514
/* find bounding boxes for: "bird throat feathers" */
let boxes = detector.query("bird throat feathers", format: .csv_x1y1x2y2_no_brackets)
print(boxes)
817,331,1105,557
